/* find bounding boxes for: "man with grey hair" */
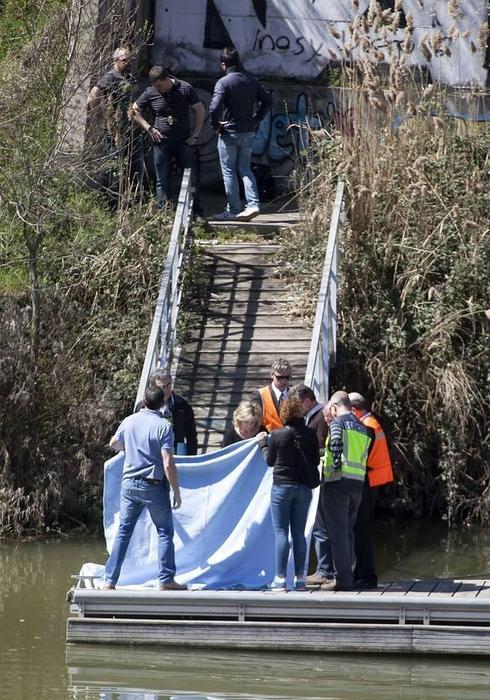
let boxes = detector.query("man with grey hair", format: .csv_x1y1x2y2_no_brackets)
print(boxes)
251,358,292,432
320,390,373,591
349,391,394,589
143,369,198,455
88,47,143,192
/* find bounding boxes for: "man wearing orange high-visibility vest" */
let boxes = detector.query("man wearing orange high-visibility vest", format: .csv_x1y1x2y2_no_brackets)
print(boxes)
251,359,292,432
349,392,394,589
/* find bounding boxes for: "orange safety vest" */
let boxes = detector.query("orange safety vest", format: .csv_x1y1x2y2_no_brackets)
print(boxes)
358,411,394,487
258,386,283,431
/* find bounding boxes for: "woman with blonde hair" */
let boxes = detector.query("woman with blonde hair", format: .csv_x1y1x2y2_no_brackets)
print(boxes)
222,400,265,447
258,396,320,591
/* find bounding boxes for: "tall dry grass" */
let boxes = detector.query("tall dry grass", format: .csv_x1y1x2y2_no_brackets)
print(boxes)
279,0,489,524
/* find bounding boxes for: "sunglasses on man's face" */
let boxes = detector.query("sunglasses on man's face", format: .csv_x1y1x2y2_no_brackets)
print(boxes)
274,374,290,380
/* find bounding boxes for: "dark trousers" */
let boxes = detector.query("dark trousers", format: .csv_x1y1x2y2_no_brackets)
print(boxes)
353,479,378,586
322,478,363,588
153,139,201,214
101,132,144,200
312,484,334,577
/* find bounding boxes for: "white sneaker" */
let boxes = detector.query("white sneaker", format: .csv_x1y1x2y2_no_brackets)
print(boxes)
236,206,260,221
269,576,287,591
212,210,237,221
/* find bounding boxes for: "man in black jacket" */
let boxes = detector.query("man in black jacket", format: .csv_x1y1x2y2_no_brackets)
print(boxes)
140,369,198,455
208,47,272,221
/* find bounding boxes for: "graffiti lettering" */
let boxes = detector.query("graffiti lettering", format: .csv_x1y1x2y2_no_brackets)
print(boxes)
252,30,324,62
253,29,306,55
155,1,488,87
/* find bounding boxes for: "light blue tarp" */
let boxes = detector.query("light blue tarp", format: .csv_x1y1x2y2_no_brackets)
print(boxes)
80,439,317,589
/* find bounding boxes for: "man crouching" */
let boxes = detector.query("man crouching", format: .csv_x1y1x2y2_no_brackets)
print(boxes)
102,384,186,591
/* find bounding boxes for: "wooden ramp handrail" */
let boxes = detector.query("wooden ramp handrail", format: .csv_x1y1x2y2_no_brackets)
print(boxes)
304,179,345,402
134,169,193,409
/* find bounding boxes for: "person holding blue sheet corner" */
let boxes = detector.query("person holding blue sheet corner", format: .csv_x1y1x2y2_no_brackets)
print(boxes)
136,368,198,455
102,384,186,590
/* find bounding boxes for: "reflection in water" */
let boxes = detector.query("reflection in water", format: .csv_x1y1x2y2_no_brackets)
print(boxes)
375,519,490,581
1,524,490,700
66,646,490,700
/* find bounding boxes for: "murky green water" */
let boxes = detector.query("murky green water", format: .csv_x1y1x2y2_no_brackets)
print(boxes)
1,522,489,700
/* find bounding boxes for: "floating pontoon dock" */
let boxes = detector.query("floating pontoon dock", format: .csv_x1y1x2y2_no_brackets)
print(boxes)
66,579,490,655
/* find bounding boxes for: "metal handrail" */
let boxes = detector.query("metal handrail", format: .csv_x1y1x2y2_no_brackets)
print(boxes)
134,169,193,409
304,180,346,403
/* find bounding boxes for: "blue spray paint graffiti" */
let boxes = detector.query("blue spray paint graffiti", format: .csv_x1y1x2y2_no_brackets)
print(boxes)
253,93,324,161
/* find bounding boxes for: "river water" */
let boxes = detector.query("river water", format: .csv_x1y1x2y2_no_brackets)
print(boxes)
1,521,489,700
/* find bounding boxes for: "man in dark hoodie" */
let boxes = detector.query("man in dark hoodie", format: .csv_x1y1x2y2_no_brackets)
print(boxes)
208,47,272,221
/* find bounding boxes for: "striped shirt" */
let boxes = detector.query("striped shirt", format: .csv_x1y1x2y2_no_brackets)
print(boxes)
136,79,200,141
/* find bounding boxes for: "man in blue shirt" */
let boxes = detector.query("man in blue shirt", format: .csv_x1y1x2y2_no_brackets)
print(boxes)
209,47,272,221
102,385,186,590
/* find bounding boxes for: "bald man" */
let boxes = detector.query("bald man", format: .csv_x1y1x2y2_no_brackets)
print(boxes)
349,392,394,589
88,47,143,191
320,391,373,591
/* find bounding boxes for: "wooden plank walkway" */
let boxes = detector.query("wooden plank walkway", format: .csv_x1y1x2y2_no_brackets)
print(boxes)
176,242,311,451
66,579,490,655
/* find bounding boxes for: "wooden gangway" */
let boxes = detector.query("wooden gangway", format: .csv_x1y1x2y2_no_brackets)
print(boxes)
67,579,490,655
177,242,311,451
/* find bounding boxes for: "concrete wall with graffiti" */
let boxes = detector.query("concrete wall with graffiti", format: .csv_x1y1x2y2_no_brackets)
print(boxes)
154,1,488,87
190,81,488,190
191,79,334,190
152,1,488,190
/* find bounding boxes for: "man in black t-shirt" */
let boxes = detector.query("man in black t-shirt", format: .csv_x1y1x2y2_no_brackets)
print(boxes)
87,47,143,192
131,64,206,213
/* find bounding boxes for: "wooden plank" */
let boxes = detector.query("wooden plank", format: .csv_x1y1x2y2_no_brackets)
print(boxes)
194,317,310,328
201,244,281,253
67,618,414,653
183,340,311,353
203,287,295,307
196,326,311,341
67,617,490,656
429,580,461,597
477,581,490,598
382,581,413,594
452,580,484,598
176,366,307,380
404,580,438,597
413,625,490,655
201,252,278,263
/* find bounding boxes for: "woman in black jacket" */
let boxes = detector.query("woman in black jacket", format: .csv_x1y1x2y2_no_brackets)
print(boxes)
258,396,320,591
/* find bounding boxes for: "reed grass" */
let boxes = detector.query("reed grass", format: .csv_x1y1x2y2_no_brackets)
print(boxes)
279,0,489,524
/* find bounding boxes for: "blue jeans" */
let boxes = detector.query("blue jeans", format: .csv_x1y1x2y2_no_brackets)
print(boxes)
270,483,312,577
104,478,176,585
217,131,259,214
153,139,201,213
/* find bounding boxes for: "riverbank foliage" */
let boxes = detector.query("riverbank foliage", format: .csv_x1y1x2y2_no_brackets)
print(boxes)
281,3,489,524
0,1,171,536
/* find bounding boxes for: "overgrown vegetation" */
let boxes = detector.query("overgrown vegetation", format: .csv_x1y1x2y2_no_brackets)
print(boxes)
280,1,489,524
0,0,488,535
0,1,172,536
